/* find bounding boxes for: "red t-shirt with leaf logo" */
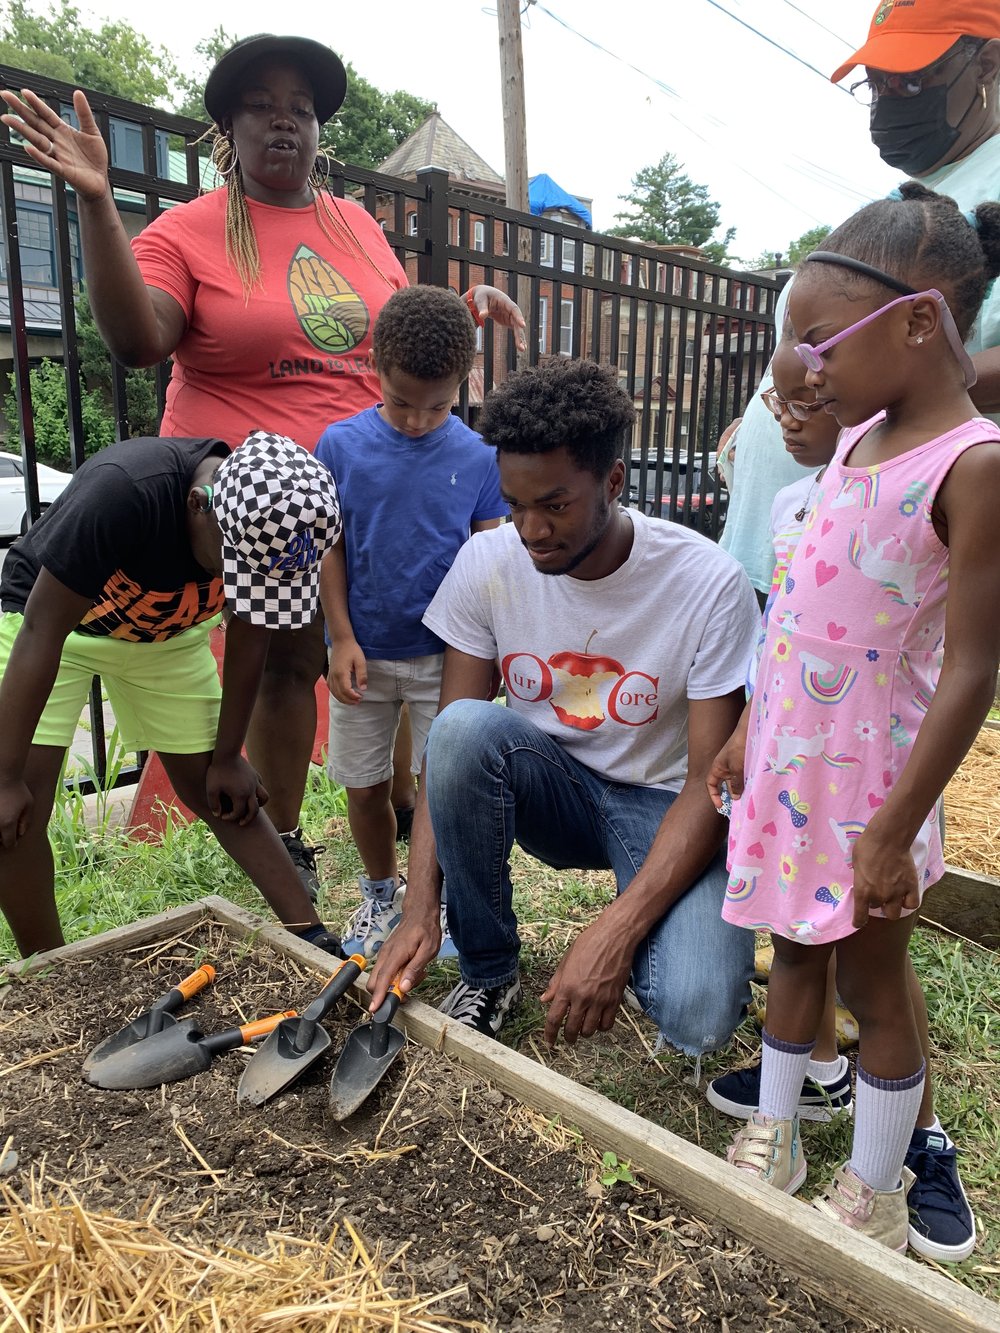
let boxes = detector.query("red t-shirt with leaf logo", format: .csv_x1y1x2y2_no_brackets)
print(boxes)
132,188,406,450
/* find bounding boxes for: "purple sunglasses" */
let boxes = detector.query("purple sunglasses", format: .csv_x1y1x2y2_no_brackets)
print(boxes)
793,253,977,390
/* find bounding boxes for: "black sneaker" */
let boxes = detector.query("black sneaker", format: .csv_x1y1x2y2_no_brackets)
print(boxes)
706,1057,853,1122
394,805,414,843
281,830,324,904
904,1127,976,1262
290,924,344,958
439,977,521,1038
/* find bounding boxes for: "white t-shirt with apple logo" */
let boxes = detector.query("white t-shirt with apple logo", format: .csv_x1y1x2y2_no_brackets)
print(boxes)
423,509,760,791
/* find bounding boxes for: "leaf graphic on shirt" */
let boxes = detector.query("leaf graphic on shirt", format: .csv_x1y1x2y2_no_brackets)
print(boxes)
287,245,370,354
549,666,618,729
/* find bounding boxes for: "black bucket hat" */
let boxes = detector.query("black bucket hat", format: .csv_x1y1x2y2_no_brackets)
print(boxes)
204,34,347,125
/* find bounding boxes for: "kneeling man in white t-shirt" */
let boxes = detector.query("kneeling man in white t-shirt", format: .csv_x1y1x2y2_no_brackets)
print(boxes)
367,358,760,1054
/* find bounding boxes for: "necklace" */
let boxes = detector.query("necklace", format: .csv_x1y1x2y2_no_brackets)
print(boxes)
312,188,398,291
794,466,826,523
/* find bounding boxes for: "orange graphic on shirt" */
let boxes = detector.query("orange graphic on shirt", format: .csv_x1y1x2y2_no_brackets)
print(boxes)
79,568,225,642
501,631,660,731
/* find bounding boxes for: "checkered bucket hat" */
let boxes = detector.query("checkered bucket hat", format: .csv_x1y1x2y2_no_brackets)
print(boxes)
214,431,342,629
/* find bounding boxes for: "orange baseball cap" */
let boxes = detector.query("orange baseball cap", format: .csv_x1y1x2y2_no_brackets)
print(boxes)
831,0,1000,84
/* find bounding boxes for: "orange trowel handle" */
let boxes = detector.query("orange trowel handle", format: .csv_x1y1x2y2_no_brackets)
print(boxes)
174,965,216,1000
238,1010,298,1043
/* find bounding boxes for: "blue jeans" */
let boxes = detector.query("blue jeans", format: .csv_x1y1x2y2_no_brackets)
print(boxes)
425,700,753,1056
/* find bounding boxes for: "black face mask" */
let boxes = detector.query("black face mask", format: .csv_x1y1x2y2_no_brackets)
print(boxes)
869,67,980,176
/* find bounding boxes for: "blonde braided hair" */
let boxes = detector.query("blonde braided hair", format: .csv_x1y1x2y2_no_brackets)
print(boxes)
205,128,263,299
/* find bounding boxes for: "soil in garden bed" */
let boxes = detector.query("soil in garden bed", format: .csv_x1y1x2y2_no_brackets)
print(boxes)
1,921,898,1333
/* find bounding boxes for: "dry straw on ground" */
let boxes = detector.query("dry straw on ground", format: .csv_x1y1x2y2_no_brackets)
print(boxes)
0,1177,482,1333
943,728,1000,878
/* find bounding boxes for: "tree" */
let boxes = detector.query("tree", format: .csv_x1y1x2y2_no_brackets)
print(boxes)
324,63,433,169
741,224,833,272
4,358,115,468
787,224,831,265
75,290,159,439
608,152,736,265
173,26,237,123
0,0,178,105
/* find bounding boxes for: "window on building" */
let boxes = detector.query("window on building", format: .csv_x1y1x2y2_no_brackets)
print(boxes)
501,221,509,254
538,296,549,354
62,105,169,177
473,220,486,252
475,324,484,353
406,210,418,236
561,237,576,270
559,299,574,356
684,339,695,374
540,232,554,267
4,204,83,287
618,330,631,365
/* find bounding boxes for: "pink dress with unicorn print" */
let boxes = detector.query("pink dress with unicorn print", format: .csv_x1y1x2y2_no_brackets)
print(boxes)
725,414,1000,944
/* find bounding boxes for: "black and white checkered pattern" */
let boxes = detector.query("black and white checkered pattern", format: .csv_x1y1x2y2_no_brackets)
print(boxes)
214,431,342,629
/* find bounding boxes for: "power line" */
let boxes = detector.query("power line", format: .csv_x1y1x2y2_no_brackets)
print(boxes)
701,0,850,91
532,4,867,220
777,0,855,49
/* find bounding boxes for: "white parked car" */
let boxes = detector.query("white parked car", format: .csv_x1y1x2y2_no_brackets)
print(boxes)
0,450,72,540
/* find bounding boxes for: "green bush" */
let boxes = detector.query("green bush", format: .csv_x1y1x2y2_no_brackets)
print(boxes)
3,357,115,468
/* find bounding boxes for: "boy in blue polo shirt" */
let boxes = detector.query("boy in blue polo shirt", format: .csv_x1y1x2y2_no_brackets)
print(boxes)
316,286,505,958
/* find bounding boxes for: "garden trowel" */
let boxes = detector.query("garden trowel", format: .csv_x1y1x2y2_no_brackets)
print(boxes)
85,1009,296,1090
82,965,217,1073
236,953,367,1106
327,979,406,1121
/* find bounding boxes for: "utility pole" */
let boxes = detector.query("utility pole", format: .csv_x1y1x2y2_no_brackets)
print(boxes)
497,0,531,364
497,0,530,215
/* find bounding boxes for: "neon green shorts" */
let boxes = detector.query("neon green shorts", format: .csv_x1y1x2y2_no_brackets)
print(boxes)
0,613,223,754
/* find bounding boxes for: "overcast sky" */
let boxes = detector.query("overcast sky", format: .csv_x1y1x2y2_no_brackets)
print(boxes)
64,0,900,263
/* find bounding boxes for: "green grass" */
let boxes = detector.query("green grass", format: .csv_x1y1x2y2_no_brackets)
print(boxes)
3,767,998,1297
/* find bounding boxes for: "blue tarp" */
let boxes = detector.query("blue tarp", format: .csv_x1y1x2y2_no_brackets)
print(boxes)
528,173,592,227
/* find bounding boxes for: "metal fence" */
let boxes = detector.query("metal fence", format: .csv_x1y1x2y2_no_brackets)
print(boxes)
0,66,785,790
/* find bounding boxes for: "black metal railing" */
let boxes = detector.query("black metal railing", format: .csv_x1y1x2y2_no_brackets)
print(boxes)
0,66,784,790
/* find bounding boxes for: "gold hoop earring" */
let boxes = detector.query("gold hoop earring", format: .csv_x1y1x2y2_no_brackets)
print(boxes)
309,147,333,191
217,135,240,178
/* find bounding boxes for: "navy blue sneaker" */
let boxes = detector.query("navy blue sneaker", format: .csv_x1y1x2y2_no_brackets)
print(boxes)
904,1127,975,1263
706,1057,853,1123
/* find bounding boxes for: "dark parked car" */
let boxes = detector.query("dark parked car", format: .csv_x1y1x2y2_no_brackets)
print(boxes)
627,457,728,537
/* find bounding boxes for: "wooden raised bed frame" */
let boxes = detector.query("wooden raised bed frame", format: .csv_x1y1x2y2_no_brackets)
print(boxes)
8,895,1000,1333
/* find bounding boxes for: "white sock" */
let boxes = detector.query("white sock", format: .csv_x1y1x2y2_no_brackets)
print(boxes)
850,1062,925,1192
806,1053,847,1084
759,1029,814,1120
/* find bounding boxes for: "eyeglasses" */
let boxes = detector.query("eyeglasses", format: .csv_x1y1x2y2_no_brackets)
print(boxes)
848,48,978,107
759,388,829,422
794,287,977,388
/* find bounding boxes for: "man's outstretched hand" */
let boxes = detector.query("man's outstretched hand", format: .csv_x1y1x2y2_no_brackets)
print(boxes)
366,911,441,1011
540,919,634,1047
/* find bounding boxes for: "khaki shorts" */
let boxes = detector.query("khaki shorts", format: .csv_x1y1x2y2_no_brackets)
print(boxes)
0,612,222,754
327,653,443,788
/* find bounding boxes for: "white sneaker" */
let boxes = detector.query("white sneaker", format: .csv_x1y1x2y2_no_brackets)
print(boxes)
342,876,403,959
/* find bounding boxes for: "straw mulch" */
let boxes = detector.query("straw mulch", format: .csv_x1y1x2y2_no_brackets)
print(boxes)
944,726,1000,878
0,1177,481,1333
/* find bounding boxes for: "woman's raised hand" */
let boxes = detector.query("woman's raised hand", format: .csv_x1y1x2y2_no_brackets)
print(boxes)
1,88,109,202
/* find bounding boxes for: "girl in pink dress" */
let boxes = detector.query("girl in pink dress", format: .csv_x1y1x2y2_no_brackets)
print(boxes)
708,182,1000,1250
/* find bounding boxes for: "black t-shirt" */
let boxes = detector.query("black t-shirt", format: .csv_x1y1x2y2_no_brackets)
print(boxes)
1,437,229,642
